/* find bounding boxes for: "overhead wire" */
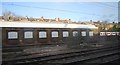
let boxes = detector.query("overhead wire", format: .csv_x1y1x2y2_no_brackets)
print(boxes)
96,2,118,9
2,3,118,22
5,3,102,16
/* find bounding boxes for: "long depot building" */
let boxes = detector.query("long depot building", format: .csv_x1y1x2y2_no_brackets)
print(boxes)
0,21,98,47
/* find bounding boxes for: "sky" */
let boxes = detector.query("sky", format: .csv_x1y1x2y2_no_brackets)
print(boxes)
0,1,119,22
1,0,120,2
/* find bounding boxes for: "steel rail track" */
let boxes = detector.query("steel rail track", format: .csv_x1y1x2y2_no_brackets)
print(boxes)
2,45,119,65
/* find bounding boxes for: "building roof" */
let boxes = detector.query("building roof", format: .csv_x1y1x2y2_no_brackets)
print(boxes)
0,21,98,29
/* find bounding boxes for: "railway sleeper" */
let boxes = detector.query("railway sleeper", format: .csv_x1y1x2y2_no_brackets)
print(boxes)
2,46,119,65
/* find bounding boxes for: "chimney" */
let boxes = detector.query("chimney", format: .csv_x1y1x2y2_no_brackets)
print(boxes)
55,18,57,22
58,18,60,22
41,16,44,21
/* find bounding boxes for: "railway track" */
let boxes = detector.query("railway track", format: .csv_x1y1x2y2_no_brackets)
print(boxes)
2,45,120,65
33,46,120,65
47,48,119,64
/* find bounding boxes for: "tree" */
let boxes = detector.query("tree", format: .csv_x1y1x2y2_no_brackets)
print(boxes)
2,11,23,21
3,11,11,21
111,25,120,32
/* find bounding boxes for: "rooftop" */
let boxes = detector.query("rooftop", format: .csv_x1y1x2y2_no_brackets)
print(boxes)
0,21,98,29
